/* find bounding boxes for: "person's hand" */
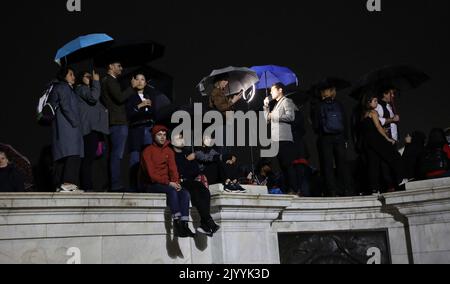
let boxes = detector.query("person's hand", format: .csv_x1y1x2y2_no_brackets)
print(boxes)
137,100,152,109
232,91,244,104
186,153,196,161
388,138,396,145
92,70,100,81
169,182,181,191
264,96,270,107
131,78,139,89
393,115,400,123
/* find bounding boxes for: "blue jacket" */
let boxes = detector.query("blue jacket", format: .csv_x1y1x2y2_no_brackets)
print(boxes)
76,81,109,136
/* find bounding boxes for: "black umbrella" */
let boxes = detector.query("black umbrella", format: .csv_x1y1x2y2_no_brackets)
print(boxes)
94,40,165,68
350,65,430,100
309,77,352,97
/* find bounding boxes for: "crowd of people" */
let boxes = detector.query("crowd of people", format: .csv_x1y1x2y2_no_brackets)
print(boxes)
1,60,450,236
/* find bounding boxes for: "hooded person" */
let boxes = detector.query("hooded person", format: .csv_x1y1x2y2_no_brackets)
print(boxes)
140,125,195,238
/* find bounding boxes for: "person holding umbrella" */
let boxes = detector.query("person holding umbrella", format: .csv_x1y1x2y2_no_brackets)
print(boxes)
101,60,136,192
310,78,353,197
75,70,109,192
264,83,298,195
209,74,243,117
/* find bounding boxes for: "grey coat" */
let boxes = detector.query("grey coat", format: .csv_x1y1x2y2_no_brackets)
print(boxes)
264,96,297,142
75,81,109,136
50,82,84,161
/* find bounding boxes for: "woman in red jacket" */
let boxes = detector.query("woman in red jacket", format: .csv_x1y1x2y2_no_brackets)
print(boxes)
141,125,195,238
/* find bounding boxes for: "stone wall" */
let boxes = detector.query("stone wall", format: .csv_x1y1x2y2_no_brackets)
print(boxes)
0,178,449,264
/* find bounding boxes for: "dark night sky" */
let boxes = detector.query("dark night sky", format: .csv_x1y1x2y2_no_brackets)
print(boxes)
0,0,449,166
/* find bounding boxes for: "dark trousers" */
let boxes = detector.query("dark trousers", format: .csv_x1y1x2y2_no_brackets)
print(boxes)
182,180,212,224
203,162,225,185
277,141,298,193
81,132,101,191
366,142,405,192
144,184,191,218
109,125,128,191
54,156,81,187
223,163,240,182
318,135,352,196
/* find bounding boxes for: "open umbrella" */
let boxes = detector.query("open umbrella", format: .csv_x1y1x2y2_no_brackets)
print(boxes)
350,65,430,100
94,39,165,68
197,66,259,97
54,33,114,66
310,77,352,97
0,143,33,190
251,65,299,96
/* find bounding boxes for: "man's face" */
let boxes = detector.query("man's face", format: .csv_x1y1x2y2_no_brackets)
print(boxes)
109,63,123,77
383,89,396,103
66,70,76,86
172,134,185,149
155,131,167,146
270,86,282,100
0,153,8,168
321,88,336,100
135,74,147,91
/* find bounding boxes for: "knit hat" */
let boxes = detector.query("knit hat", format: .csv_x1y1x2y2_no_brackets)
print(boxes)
152,125,169,138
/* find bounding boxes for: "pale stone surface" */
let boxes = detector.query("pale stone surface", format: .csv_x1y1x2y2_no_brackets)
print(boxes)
0,178,449,264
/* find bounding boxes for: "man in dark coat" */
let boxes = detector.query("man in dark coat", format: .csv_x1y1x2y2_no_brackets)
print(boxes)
310,82,353,197
101,61,135,192
76,71,109,191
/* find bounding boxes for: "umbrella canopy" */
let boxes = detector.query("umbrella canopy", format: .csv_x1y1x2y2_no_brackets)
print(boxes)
350,65,430,100
251,65,299,90
0,143,33,190
55,33,114,66
309,77,352,97
94,40,165,68
198,66,259,97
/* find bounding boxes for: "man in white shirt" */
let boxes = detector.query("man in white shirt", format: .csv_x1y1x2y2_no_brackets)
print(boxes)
376,87,401,192
376,88,400,142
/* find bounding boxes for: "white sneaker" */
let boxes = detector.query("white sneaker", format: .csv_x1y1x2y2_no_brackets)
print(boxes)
398,179,410,187
57,184,84,193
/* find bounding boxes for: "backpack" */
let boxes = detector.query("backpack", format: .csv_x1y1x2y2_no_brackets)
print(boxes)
421,148,449,175
36,82,58,125
320,100,345,134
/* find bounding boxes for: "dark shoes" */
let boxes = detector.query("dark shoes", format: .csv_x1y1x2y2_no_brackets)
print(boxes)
174,220,196,238
196,219,221,237
224,183,247,193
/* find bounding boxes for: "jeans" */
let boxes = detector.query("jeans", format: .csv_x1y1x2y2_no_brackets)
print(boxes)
110,125,128,191
129,127,152,192
144,184,191,219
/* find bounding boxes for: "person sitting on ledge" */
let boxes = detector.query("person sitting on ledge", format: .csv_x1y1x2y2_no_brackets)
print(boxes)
0,151,25,192
222,154,246,193
172,134,220,237
141,125,195,238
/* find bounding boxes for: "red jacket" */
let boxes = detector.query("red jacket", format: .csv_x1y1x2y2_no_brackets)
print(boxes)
141,141,180,185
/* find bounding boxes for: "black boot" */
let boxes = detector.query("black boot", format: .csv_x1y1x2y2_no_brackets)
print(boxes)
207,219,220,235
181,221,196,238
174,220,195,238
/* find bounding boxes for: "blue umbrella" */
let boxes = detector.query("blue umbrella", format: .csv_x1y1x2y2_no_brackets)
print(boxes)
55,33,114,66
251,65,299,96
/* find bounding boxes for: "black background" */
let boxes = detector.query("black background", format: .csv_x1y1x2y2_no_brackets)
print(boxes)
1,0,449,169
